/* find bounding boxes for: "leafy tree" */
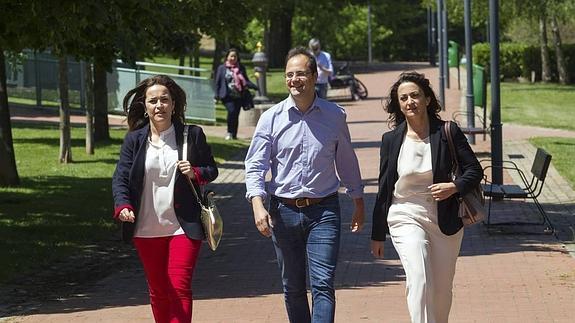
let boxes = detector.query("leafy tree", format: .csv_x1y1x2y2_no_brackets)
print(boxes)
196,0,259,71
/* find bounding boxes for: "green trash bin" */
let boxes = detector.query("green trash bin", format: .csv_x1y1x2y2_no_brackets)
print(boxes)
448,41,459,68
472,64,486,108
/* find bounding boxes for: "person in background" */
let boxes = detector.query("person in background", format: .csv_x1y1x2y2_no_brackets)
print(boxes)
245,47,365,323
308,38,333,99
214,48,258,140
371,71,483,323
112,75,218,322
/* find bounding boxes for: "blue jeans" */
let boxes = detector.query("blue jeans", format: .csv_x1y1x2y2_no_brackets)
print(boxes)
269,195,341,323
315,83,328,99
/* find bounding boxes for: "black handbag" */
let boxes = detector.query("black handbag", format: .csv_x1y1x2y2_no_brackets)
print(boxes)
241,89,254,111
444,121,487,226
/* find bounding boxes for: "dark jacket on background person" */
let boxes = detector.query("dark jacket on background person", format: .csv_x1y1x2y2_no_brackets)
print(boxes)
214,63,258,109
371,119,483,241
112,121,218,242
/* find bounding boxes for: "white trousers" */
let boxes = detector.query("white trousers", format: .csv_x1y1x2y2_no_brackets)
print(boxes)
388,209,463,323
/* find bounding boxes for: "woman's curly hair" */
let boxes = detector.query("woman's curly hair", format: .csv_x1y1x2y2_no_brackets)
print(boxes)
385,71,442,128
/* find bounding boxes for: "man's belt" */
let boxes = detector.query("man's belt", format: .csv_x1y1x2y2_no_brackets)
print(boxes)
276,193,337,208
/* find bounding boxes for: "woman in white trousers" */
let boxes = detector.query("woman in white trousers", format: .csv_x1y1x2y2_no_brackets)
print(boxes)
370,71,483,323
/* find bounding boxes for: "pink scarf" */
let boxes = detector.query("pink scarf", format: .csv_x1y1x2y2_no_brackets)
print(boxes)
225,61,247,92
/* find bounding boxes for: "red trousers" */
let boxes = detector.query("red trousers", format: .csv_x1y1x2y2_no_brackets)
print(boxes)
133,235,202,323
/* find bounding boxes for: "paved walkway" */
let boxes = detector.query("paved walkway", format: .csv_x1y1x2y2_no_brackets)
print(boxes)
3,64,575,322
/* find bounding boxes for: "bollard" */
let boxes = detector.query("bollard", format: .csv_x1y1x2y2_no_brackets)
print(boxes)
251,42,272,104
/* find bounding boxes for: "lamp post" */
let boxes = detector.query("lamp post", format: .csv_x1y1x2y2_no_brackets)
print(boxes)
464,0,476,144
490,0,503,185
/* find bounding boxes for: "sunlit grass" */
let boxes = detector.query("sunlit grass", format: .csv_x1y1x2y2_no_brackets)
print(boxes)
0,124,248,283
529,137,575,189
489,82,575,131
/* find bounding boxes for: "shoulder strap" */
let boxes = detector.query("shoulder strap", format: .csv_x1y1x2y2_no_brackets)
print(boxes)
182,125,203,205
182,125,189,161
444,121,460,172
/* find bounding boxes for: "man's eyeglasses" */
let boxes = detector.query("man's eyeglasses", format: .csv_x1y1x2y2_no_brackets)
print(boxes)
285,70,312,80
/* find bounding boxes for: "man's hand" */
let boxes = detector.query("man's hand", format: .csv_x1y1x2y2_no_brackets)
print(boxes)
371,240,385,259
251,196,273,238
350,197,365,232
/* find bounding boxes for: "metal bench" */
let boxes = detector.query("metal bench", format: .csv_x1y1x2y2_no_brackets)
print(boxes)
481,148,554,234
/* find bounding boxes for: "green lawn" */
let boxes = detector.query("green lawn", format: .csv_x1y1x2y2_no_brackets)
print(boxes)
493,82,575,131
529,137,575,189
485,82,575,189
0,124,248,283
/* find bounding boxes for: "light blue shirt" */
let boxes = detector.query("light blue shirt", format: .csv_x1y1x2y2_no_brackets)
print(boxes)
245,95,364,201
315,51,333,84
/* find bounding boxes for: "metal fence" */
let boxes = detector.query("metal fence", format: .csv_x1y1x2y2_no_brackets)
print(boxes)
5,51,216,122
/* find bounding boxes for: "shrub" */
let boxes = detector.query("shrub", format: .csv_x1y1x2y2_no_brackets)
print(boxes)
472,42,575,83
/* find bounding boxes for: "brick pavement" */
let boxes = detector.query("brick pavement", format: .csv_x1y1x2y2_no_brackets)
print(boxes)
3,64,575,322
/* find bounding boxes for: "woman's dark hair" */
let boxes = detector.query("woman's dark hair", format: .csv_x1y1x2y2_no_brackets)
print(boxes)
285,46,317,76
122,75,187,131
385,71,442,128
224,48,241,64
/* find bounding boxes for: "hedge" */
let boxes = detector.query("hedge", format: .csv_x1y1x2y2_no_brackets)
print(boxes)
472,42,575,83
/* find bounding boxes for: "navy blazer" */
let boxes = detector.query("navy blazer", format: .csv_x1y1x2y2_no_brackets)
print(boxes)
112,121,218,242
214,63,258,101
371,119,483,241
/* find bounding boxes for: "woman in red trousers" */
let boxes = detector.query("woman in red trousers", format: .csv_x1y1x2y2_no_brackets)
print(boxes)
112,75,218,322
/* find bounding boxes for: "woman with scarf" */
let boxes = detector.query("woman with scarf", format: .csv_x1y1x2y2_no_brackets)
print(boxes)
214,48,258,140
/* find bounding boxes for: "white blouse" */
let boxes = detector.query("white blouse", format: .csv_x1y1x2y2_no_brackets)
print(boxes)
134,125,184,237
389,135,438,223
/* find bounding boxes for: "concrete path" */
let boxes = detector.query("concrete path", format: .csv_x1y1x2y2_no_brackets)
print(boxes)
3,64,574,322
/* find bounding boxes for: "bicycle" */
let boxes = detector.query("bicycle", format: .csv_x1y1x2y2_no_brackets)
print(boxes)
328,62,368,101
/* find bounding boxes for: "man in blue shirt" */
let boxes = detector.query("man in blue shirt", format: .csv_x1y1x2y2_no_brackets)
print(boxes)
309,38,333,99
245,47,364,323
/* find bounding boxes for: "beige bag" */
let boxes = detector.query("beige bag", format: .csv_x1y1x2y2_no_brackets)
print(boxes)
444,122,487,226
183,125,223,251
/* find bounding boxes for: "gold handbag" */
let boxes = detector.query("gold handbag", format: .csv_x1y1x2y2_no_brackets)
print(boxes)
183,125,223,251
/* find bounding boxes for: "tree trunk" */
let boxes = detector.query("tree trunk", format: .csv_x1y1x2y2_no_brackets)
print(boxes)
268,2,295,68
539,15,552,82
58,56,72,163
211,39,225,79
178,54,185,75
191,40,200,77
550,15,569,84
0,49,20,186
85,62,95,154
93,61,110,141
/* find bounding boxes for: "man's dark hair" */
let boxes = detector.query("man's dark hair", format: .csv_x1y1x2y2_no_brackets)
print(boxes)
285,47,317,76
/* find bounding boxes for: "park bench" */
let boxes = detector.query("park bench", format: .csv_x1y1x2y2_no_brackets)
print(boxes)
481,148,554,234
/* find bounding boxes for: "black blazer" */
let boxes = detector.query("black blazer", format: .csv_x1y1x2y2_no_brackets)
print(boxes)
214,63,258,103
371,119,483,241
112,121,218,242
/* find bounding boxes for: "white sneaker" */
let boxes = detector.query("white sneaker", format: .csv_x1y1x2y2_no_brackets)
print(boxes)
225,133,232,140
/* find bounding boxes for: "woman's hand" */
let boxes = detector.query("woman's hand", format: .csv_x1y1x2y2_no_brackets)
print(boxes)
118,208,135,223
371,240,385,259
428,182,458,201
177,160,196,180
